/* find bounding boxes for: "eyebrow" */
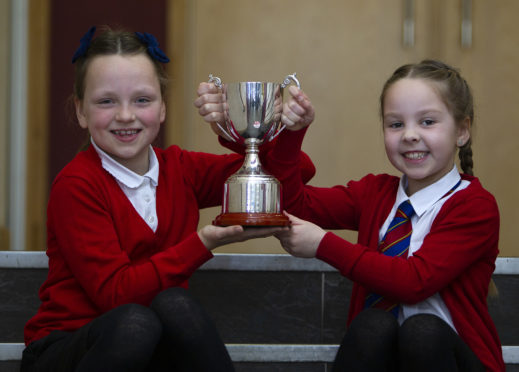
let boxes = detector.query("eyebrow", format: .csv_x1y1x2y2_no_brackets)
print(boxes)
383,108,444,118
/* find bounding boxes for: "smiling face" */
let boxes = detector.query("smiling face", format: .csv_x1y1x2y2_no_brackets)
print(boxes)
382,78,470,195
75,54,166,175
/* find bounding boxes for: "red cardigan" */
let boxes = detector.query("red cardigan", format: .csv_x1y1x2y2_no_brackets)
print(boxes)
268,130,505,372
25,143,315,346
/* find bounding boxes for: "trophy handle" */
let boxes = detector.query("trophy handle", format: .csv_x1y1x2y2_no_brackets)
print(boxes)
280,72,301,89
269,73,302,141
208,74,237,143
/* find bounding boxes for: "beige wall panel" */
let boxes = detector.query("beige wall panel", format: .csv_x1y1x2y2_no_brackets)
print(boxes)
433,0,519,257
25,0,50,251
0,0,10,249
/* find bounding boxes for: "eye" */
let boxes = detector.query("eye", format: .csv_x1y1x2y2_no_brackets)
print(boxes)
136,97,151,105
385,121,403,129
97,98,114,106
421,119,435,126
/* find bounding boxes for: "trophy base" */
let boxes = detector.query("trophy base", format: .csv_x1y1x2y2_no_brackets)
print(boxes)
213,213,290,227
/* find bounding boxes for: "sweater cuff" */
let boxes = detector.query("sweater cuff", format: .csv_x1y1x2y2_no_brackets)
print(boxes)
272,127,308,163
152,232,213,288
218,135,243,153
316,231,359,275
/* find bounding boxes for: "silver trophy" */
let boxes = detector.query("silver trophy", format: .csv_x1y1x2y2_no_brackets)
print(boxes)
209,73,301,226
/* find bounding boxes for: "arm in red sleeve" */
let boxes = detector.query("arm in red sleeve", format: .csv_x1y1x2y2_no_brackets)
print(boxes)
317,188,499,304
48,175,213,312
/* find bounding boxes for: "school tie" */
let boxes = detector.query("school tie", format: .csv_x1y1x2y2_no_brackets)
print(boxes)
364,199,415,317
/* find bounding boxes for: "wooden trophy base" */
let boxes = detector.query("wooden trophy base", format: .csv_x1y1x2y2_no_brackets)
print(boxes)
213,212,290,227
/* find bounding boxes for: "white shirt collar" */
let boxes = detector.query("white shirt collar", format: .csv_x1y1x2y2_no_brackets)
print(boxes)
91,138,159,188
396,165,461,218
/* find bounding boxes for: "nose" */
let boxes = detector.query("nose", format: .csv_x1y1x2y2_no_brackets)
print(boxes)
115,105,136,123
403,125,420,142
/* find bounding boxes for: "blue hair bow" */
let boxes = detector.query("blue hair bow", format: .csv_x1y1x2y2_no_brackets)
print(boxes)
135,32,170,63
71,26,96,63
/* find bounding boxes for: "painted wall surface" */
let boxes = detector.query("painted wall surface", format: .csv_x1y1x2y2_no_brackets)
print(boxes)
7,0,518,256
0,0,10,249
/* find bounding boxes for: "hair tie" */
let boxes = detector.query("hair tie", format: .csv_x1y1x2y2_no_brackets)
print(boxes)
135,32,170,63
71,26,96,63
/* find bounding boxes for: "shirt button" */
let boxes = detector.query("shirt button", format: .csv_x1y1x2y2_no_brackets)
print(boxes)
144,195,151,203
148,216,155,223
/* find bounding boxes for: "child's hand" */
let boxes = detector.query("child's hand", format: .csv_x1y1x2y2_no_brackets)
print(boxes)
282,86,315,131
198,224,289,251
194,82,226,136
273,212,325,258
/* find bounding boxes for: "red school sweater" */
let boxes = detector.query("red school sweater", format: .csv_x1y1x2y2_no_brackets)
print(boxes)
25,144,256,345
269,130,505,372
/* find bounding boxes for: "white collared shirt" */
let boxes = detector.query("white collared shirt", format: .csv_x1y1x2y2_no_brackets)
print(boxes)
378,165,470,331
91,139,159,232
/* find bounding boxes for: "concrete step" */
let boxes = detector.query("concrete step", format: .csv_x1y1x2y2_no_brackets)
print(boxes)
1,252,518,371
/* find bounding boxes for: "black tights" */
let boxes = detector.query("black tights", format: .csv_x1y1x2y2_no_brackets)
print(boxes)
21,288,234,372
332,308,485,372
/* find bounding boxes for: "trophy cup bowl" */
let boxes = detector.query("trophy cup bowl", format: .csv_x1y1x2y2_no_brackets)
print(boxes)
209,73,301,226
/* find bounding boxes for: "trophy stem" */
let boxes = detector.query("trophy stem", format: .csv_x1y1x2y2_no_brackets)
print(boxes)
236,138,264,176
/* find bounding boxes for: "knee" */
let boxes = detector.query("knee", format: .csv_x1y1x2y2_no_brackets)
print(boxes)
399,314,451,356
347,308,399,345
112,303,162,341
87,303,162,360
151,287,201,315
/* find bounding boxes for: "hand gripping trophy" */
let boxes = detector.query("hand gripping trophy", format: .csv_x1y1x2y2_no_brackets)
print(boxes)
209,73,301,226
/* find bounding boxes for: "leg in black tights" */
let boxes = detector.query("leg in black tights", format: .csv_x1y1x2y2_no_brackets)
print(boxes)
24,303,163,372
148,287,234,372
22,289,232,372
333,308,399,372
398,313,484,372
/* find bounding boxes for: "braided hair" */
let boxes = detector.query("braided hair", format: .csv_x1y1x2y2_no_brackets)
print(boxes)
380,60,498,296
380,60,474,175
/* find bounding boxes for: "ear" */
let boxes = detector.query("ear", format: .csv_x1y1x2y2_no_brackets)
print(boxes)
456,116,471,147
75,98,88,129
159,101,166,124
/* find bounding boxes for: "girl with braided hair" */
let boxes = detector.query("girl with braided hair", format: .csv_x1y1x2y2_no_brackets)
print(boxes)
270,60,504,371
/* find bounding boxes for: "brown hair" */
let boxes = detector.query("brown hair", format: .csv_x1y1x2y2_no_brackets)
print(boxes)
73,26,168,102
380,60,474,176
380,60,499,297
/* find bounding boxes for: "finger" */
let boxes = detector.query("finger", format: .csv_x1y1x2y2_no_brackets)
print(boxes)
197,102,224,117
194,93,223,109
241,226,287,239
217,225,244,240
287,88,314,116
283,211,305,225
284,110,302,126
282,103,303,124
281,112,296,127
288,85,301,98
196,82,219,96
287,100,307,117
273,229,291,240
